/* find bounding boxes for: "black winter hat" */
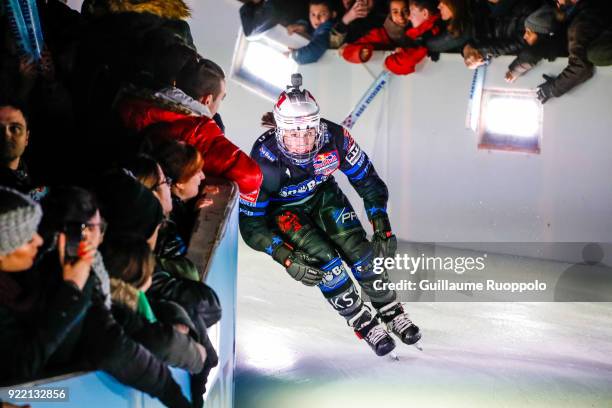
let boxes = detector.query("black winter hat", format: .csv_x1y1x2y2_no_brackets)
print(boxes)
95,169,163,241
525,5,557,35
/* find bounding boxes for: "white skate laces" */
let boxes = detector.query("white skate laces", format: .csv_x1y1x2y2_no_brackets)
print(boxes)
379,302,421,345
348,305,397,356
388,313,414,335
365,324,390,345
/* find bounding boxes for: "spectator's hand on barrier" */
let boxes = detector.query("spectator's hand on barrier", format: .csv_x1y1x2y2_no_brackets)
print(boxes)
463,44,484,69
338,44,347,57
204,185,220,195
505,70,518,83
360,47,372,62
261,111,276,128
287,24,307,35
343,0,369,25
58,233,94,291
537,74,556,104
174,323,190,335
196,197,214,209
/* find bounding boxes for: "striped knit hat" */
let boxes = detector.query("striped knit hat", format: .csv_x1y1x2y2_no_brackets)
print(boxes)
0,186,42,256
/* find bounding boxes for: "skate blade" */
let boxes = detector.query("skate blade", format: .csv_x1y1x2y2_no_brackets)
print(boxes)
413,343,423,352
388,351,400,361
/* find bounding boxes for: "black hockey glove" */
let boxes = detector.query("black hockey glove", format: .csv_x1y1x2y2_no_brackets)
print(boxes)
371,216,398,258
273,244,324,286
536,74,556,104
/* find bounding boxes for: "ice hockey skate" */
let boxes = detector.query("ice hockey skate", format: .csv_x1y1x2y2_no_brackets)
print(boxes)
349,306,396,357
379,302,422,346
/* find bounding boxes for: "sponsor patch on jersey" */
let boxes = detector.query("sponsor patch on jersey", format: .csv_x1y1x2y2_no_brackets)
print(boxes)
332,207,360,227
278,175,324,198
345,141,362,166
277,211,302,233
313,150,339,176
240,190,259,205
259,145,277,162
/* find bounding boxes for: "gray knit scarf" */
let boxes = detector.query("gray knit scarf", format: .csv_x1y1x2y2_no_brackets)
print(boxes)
92,251,112,309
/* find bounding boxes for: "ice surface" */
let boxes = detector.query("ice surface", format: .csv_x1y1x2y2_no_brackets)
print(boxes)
235,240,612,408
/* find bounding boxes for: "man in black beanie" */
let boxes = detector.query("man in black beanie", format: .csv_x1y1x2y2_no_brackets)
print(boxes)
95,169,164,244
536,0,612,103
505,4,568,83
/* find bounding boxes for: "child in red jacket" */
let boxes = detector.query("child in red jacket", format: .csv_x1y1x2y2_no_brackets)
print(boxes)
342,0,441,75
341,0,409,63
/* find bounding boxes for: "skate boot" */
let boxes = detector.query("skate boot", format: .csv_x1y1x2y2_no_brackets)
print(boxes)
348,306,396,356
378,302,422,345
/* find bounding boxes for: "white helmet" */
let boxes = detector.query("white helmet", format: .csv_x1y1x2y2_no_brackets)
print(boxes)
273,74,325,165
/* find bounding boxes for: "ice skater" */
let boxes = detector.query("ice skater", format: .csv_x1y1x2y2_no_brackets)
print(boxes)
238,74,421,356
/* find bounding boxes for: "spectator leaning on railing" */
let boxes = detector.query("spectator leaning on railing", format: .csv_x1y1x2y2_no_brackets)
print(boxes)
115,56,263,200
340,0,410,63
330,0,387,48
95,169,219,408
536,0,612,103
36,184,191,408
462,0,540,70
285,0,337,65
0,187,94,384
505,4,568,83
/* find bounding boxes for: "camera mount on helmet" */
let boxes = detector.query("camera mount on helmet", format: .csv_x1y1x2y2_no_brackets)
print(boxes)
290,73,303,91
273,74,325,165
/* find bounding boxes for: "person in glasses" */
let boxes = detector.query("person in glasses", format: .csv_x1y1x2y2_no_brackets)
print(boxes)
0,187,94,384
125,154,196,281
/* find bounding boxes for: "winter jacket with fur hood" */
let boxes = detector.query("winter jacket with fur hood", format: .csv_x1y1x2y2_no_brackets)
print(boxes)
110,278,205,374
116,86,263,197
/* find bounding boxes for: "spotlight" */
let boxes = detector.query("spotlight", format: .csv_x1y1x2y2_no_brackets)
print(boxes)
478,89,543,154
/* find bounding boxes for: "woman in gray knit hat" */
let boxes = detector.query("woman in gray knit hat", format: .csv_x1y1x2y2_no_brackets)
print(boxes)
0,187,43,272
0,186,95,384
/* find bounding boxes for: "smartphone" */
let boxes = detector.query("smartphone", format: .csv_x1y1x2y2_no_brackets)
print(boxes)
64,223,83,264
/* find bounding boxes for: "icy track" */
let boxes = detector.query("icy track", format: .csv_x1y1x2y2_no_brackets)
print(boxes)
234,240,612,408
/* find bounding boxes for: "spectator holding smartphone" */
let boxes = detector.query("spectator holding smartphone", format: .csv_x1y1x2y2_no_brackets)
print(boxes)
330,0,386,48
0,186,93,383
36,185,191,408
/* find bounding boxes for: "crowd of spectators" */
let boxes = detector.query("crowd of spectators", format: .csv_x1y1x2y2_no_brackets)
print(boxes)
1,0,610,407
241,0,612,102
0,0,263,407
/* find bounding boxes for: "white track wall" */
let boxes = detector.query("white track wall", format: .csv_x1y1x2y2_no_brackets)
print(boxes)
68,0,612,262
189,1,612,261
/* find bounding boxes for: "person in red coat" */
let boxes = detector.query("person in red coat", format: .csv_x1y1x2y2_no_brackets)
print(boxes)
341,0,441,75
340,0,409,62
116,57,262,200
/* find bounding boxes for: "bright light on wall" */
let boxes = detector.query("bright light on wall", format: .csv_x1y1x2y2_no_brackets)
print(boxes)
483,96,540,138
242,41,298,90
231,27,305,101
479,89,543,154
